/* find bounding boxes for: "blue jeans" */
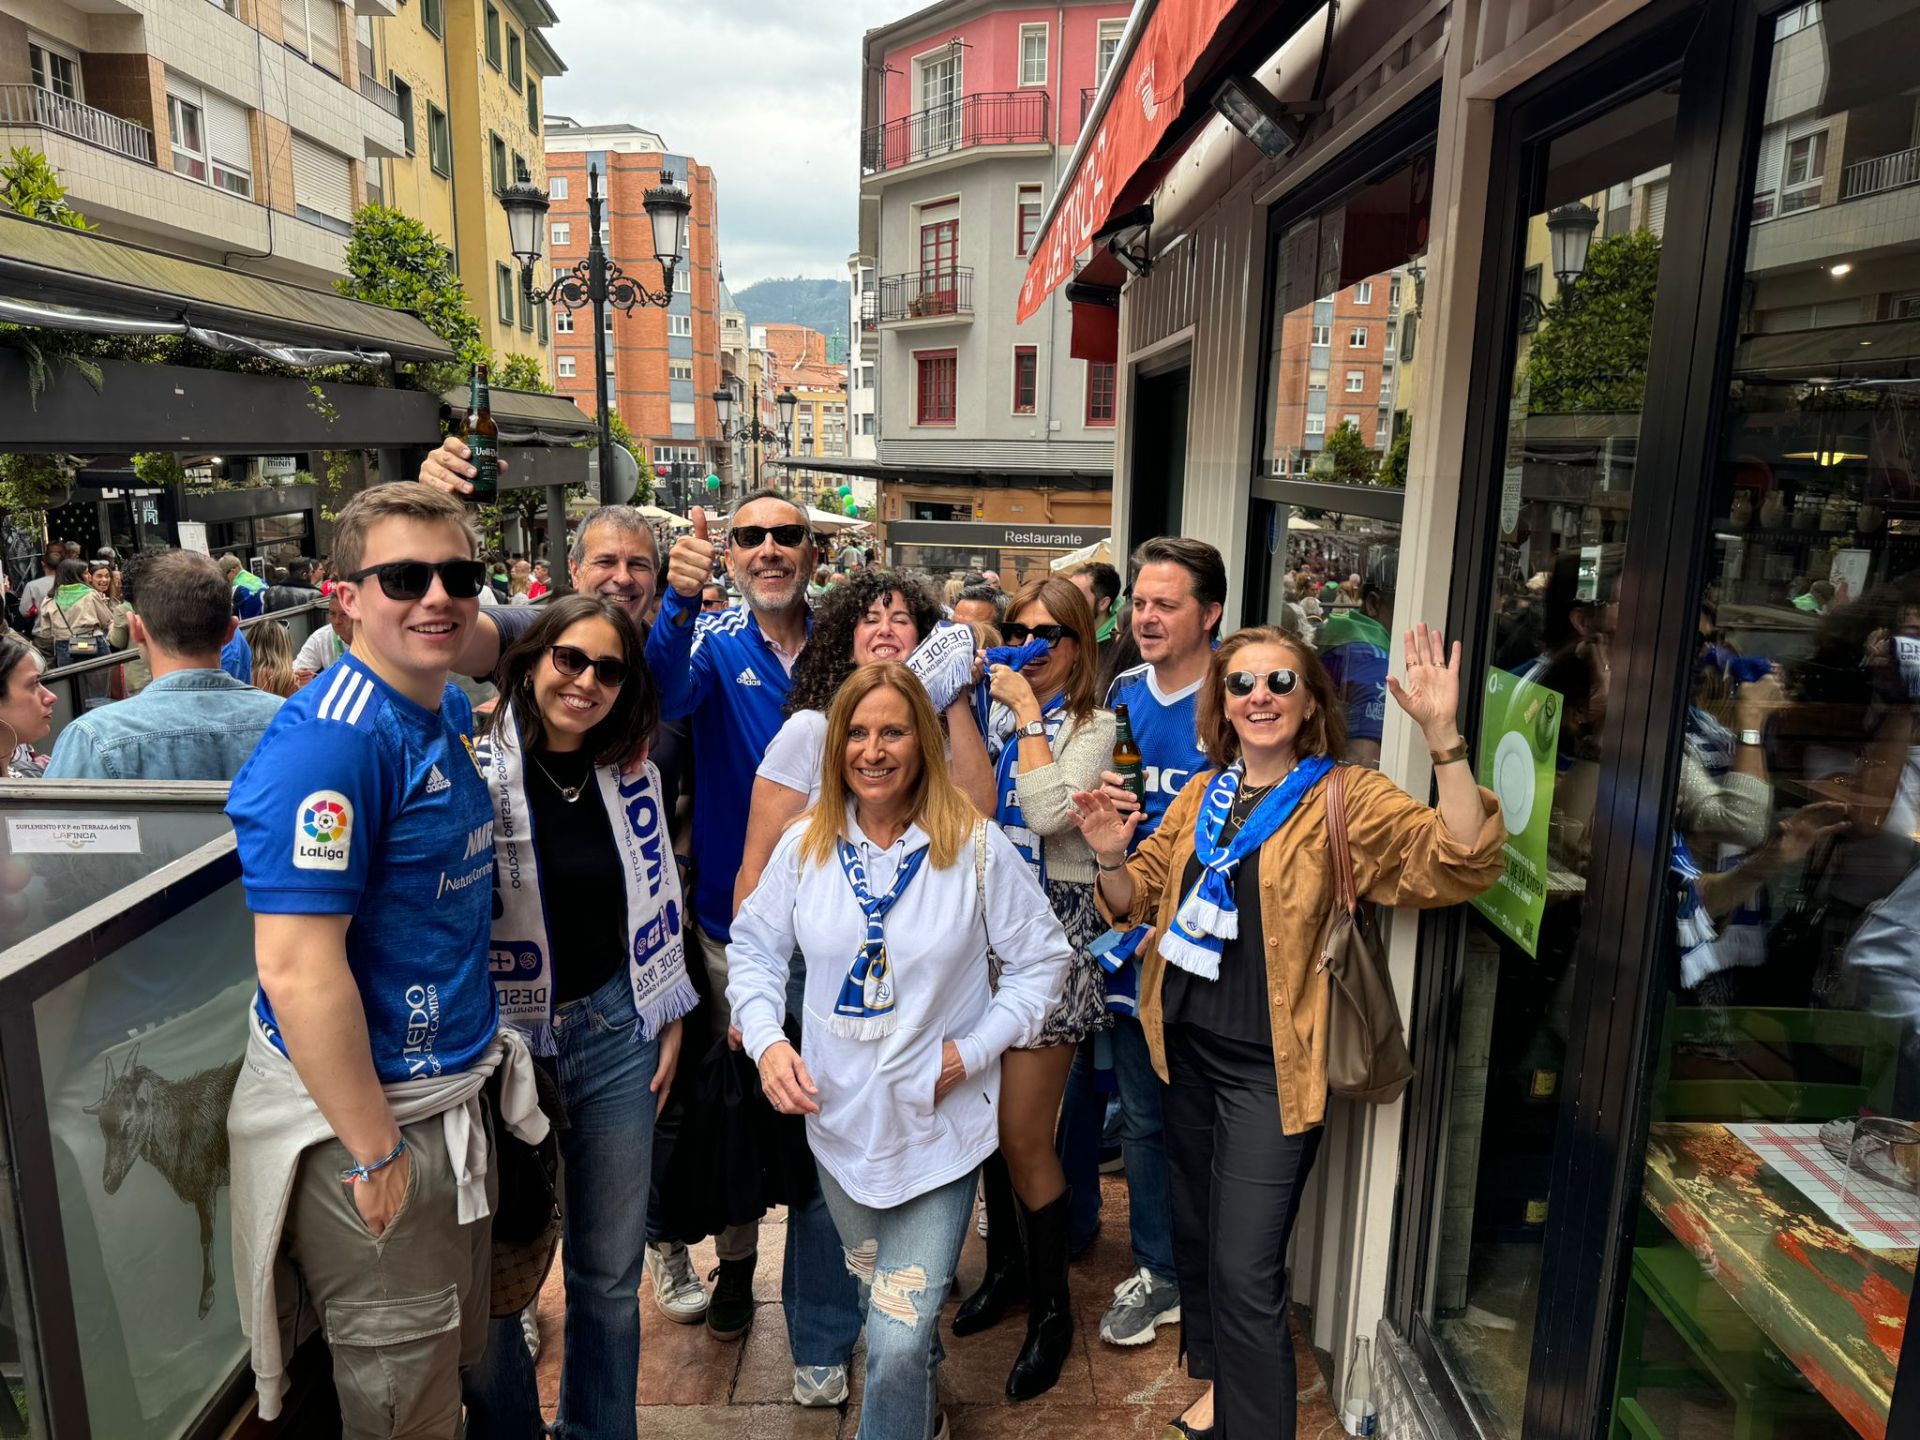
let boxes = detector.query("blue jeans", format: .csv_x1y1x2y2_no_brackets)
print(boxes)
464,968,661,1440
695,926,862,1367
817,1166,977,1440
1056,1013,1178,1283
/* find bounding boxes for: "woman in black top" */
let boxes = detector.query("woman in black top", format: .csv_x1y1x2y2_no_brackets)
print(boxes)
464,594,699,1440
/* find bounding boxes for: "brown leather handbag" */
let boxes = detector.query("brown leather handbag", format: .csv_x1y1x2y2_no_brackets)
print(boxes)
1319,764,1416,1103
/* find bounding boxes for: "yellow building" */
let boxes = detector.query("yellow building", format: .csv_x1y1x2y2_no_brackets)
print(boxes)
372,0,561,370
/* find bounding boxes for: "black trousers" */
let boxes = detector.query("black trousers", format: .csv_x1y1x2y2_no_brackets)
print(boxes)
1164,1022,1324,1440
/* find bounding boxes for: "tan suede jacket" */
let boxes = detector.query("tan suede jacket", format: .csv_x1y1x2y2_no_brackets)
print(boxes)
1114,764,1506,1134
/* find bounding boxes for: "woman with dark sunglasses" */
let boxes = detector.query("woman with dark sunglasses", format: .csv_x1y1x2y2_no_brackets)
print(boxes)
1070,625,1505,1440
950,575,1111,1402
463,593,699,1440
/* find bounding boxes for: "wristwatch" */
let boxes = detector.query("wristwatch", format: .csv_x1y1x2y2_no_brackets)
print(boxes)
1017,720,1048,739
1738,728,1764,747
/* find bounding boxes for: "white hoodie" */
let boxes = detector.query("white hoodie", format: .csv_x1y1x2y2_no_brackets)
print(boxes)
728,812,1070,1209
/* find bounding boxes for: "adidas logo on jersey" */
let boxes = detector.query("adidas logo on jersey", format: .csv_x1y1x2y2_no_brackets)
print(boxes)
425,764,451,795
735,666,762,688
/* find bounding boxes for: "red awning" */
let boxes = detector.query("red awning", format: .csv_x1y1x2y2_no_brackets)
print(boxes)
1016,0,1244,324
1067,249,1125,363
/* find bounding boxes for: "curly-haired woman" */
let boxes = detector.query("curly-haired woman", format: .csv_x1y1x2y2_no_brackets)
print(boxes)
736,569,995,904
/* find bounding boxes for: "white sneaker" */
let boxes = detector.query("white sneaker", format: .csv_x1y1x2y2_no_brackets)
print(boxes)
520,1301,540,1358
645,1242,710,1324
792,1364,849,1407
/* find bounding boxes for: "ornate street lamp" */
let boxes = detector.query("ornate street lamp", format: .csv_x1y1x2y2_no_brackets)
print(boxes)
501,162,691,503
1517,201,1602,331
714,381,790,491
1547,201,1599,287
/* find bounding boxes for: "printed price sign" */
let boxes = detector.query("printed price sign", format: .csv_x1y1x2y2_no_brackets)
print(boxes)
1470,668,1562,957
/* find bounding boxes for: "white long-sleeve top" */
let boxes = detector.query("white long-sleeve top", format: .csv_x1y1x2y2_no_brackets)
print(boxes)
727,812,1072,1208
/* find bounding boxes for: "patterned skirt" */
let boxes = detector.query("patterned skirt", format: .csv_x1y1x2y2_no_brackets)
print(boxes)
1030,878,1113,1049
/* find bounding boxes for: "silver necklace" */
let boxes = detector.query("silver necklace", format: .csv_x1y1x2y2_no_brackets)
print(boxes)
530,752,589,803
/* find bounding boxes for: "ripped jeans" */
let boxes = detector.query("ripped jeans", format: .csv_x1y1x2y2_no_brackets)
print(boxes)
816,1166,978,1440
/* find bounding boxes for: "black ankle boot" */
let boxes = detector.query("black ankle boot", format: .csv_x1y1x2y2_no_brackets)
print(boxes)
953,1154,1025,1336
1006,1187,1074,1401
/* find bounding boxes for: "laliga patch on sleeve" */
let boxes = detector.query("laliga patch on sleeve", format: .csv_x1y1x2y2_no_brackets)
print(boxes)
293,790,354,871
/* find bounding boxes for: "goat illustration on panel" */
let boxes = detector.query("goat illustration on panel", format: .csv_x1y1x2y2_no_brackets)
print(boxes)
83,1046,243,1319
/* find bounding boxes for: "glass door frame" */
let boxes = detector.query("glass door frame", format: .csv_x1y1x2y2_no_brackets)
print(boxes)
1383,1,1863,1436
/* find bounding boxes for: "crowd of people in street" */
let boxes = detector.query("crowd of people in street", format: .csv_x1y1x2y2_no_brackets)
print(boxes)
5,445,1508,1440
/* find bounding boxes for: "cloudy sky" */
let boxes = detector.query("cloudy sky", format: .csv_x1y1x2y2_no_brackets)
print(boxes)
544,0,906,287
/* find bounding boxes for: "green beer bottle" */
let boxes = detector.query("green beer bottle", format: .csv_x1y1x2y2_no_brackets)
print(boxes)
1112,703,1146,805
462,362,499,502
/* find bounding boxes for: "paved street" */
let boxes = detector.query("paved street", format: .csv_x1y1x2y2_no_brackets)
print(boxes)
529,1176,1343,1438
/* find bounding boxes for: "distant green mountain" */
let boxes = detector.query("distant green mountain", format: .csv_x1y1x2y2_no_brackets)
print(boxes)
735,276,851,345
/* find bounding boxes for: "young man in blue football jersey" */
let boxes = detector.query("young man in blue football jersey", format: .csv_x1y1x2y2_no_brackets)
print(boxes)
1061,536,1225,1351
226,484,545,1435
649,490,864,1404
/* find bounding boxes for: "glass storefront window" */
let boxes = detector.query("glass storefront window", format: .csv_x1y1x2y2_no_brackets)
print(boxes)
1426,85,1680,1435
1251,146,1433,765
1612,5,1920,1436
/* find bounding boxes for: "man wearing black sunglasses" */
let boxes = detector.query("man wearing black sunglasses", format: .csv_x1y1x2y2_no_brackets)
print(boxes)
226,483,547,1432
647,492,867,1380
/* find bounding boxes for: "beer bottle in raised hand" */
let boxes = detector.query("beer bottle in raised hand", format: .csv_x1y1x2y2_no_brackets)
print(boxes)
462,362,500,502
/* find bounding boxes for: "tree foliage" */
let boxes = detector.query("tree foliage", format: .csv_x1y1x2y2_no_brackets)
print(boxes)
1523,230,1661,415
1319,420,1378,486
494,352,552,393
1378,423,1410,489
336,204,484,381
1,147,90,229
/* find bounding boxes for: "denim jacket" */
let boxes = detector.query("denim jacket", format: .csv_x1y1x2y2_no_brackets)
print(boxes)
44,669,284,781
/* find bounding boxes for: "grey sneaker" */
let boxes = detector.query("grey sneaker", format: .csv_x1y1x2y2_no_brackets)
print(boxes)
792,1364,849,1407
1099,1267,1180,1347
645,1242,710,1324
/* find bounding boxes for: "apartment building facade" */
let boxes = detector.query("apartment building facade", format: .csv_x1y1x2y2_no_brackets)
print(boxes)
761,322,846,510
0,0,406,286
544,117,724,489
853,0,1129,579
371,0,561,370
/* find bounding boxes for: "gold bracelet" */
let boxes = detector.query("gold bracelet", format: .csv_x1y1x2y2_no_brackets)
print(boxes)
1430,740,1469,766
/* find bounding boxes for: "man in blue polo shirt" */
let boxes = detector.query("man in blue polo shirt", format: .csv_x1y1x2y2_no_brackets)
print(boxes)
650,489,863,1404
226,484,507,1434
1062,536,1225,1353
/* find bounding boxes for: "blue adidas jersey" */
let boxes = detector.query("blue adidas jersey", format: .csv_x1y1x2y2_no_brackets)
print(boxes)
226,653,500,1084
648,584,807,941
1106,663,1208,843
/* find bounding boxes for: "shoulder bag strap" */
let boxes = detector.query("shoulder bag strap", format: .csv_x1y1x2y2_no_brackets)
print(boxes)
1325,764,1359,916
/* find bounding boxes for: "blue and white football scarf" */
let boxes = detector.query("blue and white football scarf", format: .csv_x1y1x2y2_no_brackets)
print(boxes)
905,621,976,714
831,838,931,1039
1672,830,1721,990
1160,756,1336,981
479,707,699,1054
975,635,1052,737
994,690,1067,886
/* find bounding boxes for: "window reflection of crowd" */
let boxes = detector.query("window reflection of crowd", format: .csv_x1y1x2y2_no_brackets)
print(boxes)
1675,562,1920,1116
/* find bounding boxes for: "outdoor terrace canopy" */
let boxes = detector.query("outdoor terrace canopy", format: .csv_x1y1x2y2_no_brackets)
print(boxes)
0,210,452,363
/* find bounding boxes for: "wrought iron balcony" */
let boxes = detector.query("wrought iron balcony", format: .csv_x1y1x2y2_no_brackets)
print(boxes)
0,84,154,165
861,90,1049,174
1080,87,1098,132
859,291,878,331
1842,145,1920,202
875,268,974,323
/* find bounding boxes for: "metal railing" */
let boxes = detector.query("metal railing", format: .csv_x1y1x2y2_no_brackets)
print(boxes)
1841,145,1920,202
875,267,974,322
1080,87,1098,132
358,68,403,119
859,291,878,331
860,90,1049,174
0,83,154,165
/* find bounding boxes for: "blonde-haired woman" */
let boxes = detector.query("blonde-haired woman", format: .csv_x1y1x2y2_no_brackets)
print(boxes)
952,573,1114,1399
727,662,1070,1440
248,619,298,699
